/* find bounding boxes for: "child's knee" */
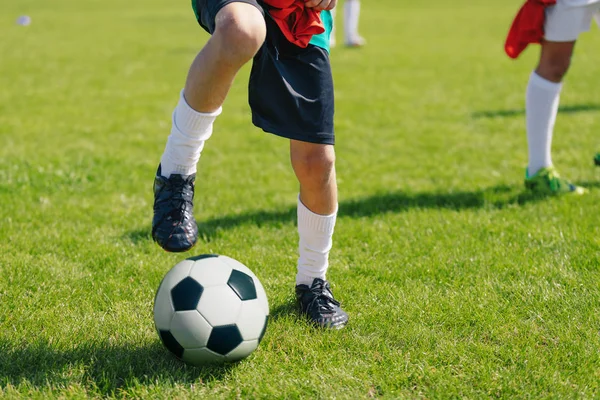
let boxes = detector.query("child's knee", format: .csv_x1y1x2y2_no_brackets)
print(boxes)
214,4,266,62
292,146,336,184
539,57,571,81
537,42,575,82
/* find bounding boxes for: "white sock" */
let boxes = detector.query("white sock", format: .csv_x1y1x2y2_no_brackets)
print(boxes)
344,0,361,43
296,197,337,287
526,72,562,176
160,90,222,178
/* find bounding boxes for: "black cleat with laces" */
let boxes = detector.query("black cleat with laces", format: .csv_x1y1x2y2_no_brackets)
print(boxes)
152,165,198,252
295,278,348,329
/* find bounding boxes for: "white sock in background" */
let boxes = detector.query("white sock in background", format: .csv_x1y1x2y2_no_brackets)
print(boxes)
330,7,337,47
296,197,337,287
526,72,562,176
160,90,222,178
344,0,361,43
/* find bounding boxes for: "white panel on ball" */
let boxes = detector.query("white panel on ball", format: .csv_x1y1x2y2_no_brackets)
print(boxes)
197,286,243,326
170,310,213,349
189,258,233,287
220,256,257,279
183,347,225,366
160,259,194,288
226,340,259,362
153,287,175,331
235,300,268,341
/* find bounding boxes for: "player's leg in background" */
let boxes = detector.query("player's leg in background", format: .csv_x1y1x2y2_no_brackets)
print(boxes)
153,2,266,253
594,10,600,167
524,40,585,194
330,6,337,47
523,2,592,195
344,0,365,46
526,39,575,177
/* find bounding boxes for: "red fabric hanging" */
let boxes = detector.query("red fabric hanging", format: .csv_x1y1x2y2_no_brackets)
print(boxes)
505,0,557,59
263,0,325,48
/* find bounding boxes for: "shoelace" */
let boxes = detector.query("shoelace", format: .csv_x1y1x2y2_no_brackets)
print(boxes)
163,177,194,221
306,282,340,313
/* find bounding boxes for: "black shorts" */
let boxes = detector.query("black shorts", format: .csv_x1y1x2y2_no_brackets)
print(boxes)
191,0,335,145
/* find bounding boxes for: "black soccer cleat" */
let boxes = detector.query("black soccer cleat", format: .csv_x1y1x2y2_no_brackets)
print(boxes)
152,165,199,252
295,278,348,329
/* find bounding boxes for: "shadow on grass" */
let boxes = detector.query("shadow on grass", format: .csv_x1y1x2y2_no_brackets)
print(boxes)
126,181,598,243
269,300,300,322
0,339,235,394
472,103,600,119
575,180,600,190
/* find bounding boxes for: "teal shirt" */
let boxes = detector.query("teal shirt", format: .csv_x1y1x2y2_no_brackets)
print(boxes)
309,10,332,53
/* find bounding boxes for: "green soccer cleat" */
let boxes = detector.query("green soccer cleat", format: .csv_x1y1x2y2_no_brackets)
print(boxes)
594,153,600,166
524,166,587,195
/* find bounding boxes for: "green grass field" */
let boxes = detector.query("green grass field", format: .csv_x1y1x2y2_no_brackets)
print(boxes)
1,0,600,398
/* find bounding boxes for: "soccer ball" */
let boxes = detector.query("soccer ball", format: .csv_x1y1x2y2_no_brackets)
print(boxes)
153,254,269,366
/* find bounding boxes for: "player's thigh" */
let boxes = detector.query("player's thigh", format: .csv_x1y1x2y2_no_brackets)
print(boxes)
544,1,598,42
192,0,263,33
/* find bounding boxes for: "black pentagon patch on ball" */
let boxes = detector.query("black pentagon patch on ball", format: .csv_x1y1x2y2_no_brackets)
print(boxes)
171,277,203,311
207,325,243,355
258,315,268,343
227,270,257,301
159,330,184,359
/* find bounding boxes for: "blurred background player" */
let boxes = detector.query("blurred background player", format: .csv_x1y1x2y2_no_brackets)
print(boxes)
330,0,366,47
151,1,349,329
508,0,600,195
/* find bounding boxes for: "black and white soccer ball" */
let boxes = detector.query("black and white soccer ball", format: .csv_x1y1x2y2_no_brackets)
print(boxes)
153,254,269,366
